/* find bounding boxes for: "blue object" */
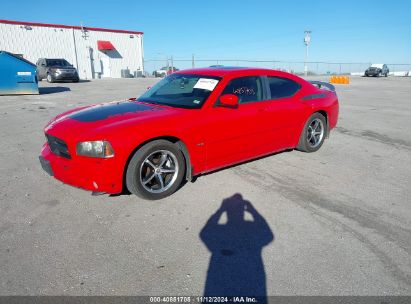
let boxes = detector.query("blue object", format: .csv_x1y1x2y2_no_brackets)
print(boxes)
0,51,39,95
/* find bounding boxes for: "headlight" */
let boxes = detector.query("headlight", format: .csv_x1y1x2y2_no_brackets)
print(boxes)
50,68,61,75
76,140,114,158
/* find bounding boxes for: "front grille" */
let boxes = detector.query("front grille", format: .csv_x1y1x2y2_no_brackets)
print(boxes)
46,134,71,159
60,70,75,75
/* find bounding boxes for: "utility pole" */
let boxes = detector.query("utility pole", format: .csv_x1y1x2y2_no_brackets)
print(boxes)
171,56,174,73
192,54,195,68
304,30,311,77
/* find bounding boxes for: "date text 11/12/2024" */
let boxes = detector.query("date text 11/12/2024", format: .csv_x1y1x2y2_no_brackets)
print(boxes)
149,296,259,303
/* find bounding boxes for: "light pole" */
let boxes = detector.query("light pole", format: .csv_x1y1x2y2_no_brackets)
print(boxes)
156,52,169,76
304,30,311,77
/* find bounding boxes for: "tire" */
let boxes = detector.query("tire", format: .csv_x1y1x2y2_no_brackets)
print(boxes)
297,113,327,153
126,140,186,200
72,78,79,83
46,74,54,83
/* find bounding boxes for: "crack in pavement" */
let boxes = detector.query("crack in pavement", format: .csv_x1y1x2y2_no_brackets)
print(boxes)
233,165,411,287
335,127,411,150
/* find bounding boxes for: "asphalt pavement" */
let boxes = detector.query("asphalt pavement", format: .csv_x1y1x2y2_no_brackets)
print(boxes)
0,76,410,296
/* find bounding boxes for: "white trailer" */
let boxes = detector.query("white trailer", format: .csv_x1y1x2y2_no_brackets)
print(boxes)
0,19,144,79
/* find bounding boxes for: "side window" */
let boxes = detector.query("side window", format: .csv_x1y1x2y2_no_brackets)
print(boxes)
221,76,263,103
268,77,300,99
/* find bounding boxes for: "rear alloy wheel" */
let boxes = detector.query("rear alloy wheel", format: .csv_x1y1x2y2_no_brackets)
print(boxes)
297,113,326,153
126,140,186,200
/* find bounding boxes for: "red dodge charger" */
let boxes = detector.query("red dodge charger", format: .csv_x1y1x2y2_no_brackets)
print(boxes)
39,67,339,200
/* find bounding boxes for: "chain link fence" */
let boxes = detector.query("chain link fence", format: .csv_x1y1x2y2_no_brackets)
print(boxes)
144,58,411,77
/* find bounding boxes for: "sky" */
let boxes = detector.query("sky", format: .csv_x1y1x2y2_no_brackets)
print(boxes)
1,0,410,69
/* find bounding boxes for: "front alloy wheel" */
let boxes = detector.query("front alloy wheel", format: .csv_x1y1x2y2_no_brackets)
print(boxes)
126,140,186,200
140,150,179,194
46,74,54,83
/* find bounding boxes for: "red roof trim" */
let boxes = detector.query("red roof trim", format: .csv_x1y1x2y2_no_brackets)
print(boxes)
0,19,143,35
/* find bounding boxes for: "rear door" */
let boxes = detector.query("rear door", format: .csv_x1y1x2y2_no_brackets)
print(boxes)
261,76,307,150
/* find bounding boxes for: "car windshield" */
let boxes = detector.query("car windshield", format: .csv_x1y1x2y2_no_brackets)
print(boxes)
138,74,221,109
46,59,71,67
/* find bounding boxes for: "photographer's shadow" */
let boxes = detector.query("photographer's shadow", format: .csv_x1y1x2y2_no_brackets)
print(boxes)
200,194,274,299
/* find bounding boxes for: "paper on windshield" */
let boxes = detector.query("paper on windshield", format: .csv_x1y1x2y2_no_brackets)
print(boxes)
193,78,219,91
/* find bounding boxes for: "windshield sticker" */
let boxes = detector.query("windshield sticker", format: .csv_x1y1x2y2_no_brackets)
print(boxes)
193,78,219,91
193,99,201,104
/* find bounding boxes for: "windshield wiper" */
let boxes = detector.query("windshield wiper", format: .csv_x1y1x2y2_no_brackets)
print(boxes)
137,99,195,109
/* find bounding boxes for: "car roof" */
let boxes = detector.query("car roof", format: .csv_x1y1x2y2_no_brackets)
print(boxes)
175,66,298,78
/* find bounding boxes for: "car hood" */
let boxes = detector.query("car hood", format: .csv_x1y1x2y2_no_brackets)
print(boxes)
48,65,76,69
45,100,182,140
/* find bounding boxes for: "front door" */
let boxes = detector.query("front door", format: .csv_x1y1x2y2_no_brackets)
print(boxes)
204,76,268,171
101,57,111,78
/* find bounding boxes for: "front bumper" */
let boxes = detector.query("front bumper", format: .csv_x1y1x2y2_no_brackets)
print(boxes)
52,72,79,81
365,70,381,76
39,156,53,176
39,143,123,194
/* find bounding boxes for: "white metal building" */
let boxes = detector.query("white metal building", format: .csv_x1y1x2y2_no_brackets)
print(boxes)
0,19,144,79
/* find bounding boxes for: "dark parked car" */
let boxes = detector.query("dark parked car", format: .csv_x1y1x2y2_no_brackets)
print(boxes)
36,58,79,82
365,64,389,77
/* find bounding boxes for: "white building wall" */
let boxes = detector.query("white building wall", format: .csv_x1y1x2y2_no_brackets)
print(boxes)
72,29,144,79
0,22,143,79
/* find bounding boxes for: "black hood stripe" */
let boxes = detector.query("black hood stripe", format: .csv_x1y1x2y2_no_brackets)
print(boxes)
69,102,161,122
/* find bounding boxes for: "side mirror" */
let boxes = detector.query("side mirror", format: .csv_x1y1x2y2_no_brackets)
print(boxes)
218,94,239,108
